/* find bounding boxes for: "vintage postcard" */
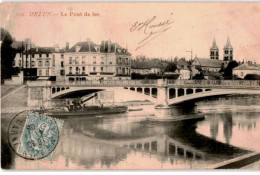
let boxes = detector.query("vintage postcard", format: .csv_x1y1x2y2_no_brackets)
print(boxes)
1,2,260,170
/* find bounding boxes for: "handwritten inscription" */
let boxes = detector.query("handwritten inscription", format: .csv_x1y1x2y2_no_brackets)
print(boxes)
130,13,174,51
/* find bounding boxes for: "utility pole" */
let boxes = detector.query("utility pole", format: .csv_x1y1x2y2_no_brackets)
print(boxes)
186,49,193,61
25,41,28,82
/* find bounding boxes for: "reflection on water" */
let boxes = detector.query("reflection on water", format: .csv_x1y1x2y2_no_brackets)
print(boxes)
3,95,260,169
196,95,260,152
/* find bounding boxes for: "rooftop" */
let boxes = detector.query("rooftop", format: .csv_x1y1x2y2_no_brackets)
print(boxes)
193,57,223,68
131,59,168,69
233,63,260,70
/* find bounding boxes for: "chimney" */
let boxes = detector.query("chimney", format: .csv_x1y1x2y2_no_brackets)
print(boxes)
75,46,81,52
101,41,105,50
36,47,38,52
108,40,111,52
105,41,108,52
66,42,69,51
54,44,59,52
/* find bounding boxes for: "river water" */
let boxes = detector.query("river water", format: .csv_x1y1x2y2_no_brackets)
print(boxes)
2,95,260,169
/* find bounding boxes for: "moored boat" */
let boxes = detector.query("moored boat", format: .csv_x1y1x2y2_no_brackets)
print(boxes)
44,106,128,117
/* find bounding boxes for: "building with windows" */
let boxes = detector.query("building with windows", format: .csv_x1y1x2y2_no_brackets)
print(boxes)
223,37,233,61
210,38,219,60
233,62,260,79
64,39,131,81
191,37,233,78
13,45,65,80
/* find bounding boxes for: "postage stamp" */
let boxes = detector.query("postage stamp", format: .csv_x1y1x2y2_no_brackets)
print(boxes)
8,111,64,161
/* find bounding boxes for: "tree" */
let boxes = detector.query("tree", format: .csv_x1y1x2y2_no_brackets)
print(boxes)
164,63,178,72
192,73,204,80
1,28,15,84
222,61,239,79
244,74,260,80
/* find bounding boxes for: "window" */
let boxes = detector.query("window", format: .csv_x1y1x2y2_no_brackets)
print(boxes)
93,67,96,72
101,67,103,72
32,54,35,58
61,54,64,59
53,58,55,67
39,69,42,76
93,57,96,64
45,61,50,66
69,57,72,64
82,67,85,74
109,62,112,64
126,58,128,64
69,67,72,74
38,61,42,67
76,67,79,74
82,56,85,64
46,53,49,57
39,54,42,58
101,57,104,64
61,61,64,67
19,60,22,66
75,57,79,64
46,69,49,76
60,70,65,76
26,61,29,67
32,61,35,67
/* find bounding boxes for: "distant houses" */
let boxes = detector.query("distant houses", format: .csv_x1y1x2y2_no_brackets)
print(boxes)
131,59,165,75
131,58,191,79
233,62,260,79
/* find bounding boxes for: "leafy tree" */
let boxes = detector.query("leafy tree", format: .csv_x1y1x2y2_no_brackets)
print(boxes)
164,63,178,72
222,61,239,79
192,73,204,80
1,28,15,84
244,74,260,80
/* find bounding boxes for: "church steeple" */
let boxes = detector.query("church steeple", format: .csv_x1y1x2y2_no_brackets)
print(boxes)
210,38,219,60
223,36,233,61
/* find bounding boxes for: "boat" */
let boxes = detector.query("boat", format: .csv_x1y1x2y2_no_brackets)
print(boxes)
44,105,128,117
128,108,143,112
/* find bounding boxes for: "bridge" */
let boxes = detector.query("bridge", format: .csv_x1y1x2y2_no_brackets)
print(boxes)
27,79,260,107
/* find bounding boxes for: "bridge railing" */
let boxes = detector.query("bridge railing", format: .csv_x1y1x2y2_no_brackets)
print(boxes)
167,79,260,88
27,79,260,88
51,79,158,87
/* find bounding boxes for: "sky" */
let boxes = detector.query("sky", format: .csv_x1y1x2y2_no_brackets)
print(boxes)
1,2,260,63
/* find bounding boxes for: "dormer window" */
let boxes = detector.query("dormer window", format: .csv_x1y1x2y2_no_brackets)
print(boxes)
95,46,100,52
75,46,81,52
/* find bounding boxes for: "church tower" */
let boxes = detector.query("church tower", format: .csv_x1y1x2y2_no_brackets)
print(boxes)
210,38,219,60
223,37,233,61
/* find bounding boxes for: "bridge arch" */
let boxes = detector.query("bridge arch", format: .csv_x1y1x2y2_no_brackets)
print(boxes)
167,88,260,105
